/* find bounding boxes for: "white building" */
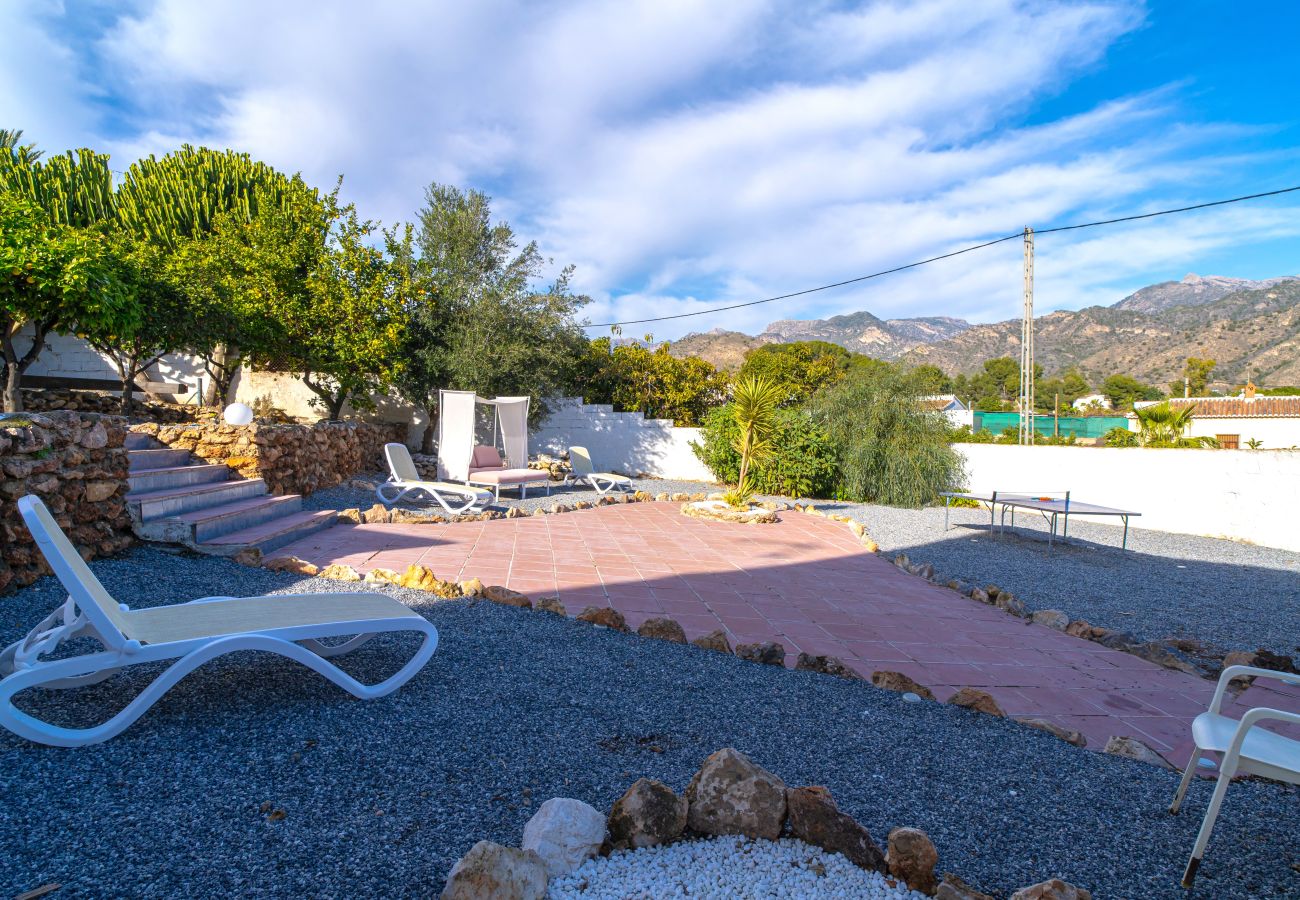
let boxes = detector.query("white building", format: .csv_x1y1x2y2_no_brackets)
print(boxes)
1072,393,1112,410
1131,390,1300,449
920,394,972,429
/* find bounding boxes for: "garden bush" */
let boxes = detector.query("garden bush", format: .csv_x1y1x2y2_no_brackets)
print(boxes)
692,404,837,499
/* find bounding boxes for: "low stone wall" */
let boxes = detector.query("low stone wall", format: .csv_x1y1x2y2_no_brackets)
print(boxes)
134,420,408,496
21,388,198,423
0,412,133,593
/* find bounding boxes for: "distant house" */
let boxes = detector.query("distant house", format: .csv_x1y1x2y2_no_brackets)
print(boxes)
1072,393,1112,410
1131,386,1300,448
920,394,972,428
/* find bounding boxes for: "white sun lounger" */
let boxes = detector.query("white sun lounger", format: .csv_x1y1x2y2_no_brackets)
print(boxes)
377,443,493,514
0,495,439,748
568,446,634,496
1169,664,1300,887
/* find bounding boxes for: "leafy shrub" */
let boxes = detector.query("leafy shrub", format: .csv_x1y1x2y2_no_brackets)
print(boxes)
809,365,963,508
946,425,994,444
692,405,837,499
1104,427,1138,447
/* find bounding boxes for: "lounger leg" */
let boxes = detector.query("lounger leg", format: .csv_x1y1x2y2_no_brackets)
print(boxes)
1169,745,1201,814
1183,760,1235,887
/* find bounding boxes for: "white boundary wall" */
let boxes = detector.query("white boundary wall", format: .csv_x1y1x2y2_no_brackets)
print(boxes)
531,397,716,482
956,443,1300,552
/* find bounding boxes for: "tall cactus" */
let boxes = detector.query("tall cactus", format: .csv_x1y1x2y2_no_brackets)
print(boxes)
115,145,313,247
0,148,116,227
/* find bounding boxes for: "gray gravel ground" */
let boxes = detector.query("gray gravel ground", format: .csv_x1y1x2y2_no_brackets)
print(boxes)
2,547,1298,898
306,476,1300,658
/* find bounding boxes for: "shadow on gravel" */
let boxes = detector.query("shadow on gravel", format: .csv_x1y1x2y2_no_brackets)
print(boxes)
1,545,1298,899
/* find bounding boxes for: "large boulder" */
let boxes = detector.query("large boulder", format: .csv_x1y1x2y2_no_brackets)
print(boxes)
1009,878,1093,900
685,748,787,840
440,841,547,900
607,778,688,851
887,827,938,894
785,785,885,872
520,798,606,878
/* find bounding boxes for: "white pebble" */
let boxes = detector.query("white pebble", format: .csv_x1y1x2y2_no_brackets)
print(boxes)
546,835,928,899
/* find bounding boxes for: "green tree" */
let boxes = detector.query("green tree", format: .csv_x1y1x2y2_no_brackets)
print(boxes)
595,342,728,426
692,405,838,498
809,364,963,507
726,374,782,507
1102,373,1162,409
968,357,1025,411
737,341,850,406
1176,357,1217,396
1036,368,1090,412
395,182,590,451
1,129,42,164
1,193,136,411
909,363,952,395
1133,401,1217,447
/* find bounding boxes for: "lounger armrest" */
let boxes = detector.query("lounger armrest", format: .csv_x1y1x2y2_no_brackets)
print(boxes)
1209,665,1300,713
1226,707,1300,760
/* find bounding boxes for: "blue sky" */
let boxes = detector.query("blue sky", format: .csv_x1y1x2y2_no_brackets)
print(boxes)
4,0,1298,339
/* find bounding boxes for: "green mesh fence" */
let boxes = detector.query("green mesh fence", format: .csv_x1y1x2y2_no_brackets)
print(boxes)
973,412,1128,439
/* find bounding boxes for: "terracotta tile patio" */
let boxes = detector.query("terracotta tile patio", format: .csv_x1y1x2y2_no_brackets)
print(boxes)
277,502,1300,766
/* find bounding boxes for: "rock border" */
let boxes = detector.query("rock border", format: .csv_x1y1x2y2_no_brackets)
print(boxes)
439,746,1090,900
680,498,779,525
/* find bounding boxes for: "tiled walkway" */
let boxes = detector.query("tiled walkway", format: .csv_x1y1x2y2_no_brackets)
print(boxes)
278,502,1300,764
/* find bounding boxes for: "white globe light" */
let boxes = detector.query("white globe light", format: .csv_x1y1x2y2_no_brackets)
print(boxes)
223,402,254,426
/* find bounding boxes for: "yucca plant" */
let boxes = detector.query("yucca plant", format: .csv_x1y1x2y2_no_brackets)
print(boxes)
723,374,783,508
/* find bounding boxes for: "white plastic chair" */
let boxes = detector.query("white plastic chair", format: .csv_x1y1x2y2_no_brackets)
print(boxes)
568,446,634,496
0,495,439,748
376,442,493,514
1169,664,1300,886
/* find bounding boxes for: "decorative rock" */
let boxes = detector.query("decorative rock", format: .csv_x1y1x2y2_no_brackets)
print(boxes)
1030,609,1069,631
521,798,606,878
892,554,910,571
1131,641,1200,675
459,577,485,597
871,671,936,701
947,687,1005,717
680,500,778,524
1015,717,1086,748
337,507,363,524
364,503,391,524
1009,878,1093,900
535,596,567,616
440,840,547,900
1095,629,1140,651
636,617,687,643
232,548,262,568
691,630,732,654
996,593,1027,617
365,567,401,585
862,538,880,553
505,506,526,519
1102,735,1171,769
985,585,1002,600
484,585,532,609
735,641,786,667
576,606,628,630
795,653,861,679
887,827,938,894
1065,620,1106,640
968,587,990,604
606,778,688,851
936,873,996,900
786,785,885,872
319,563,362,582
263,555,319,576
686,748,787,840
398,564,442,592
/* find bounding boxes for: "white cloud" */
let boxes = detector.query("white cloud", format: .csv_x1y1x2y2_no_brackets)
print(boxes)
5,0,1297,342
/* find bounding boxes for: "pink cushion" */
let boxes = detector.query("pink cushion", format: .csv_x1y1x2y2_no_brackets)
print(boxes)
469,468,550,485
471,445,503,469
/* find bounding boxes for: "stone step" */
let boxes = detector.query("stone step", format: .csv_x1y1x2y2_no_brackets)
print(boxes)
183,494,304,543
128,464,230,494
199,509,339,557
127,448,193,471
127,479,269,521
125,432,163,451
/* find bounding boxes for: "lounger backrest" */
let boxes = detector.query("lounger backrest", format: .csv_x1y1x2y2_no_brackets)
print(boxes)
17,495,132,647
471,444,504,469
568,446,594,477
384,442,421,483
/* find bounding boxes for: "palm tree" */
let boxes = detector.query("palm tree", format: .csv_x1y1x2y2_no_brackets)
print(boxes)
1134,401,1217,447
725,374,783,507
0,129,42,164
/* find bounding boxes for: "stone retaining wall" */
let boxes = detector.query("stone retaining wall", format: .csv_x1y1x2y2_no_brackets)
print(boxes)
0,412,133,593
21,388,199,423
133,420,408,496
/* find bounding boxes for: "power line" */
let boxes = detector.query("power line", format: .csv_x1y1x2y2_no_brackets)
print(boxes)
586,184,1300,329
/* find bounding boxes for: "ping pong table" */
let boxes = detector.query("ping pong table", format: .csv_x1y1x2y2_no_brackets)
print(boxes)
940,490,1141,550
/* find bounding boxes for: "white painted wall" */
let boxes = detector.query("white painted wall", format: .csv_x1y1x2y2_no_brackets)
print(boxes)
1180,417,1300,450
956,443,1300,551
16,327,205,397
531,397,717,482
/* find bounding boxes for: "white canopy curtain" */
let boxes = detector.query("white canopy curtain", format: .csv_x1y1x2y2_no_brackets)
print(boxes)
436,390,532,481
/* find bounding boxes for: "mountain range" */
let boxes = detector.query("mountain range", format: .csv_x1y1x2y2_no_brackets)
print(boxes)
669,274,1300,387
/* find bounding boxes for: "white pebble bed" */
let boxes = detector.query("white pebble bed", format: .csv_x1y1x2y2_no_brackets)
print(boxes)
547,836,927,899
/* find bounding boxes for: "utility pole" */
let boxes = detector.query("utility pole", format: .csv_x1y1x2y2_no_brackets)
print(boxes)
1019,227,1035,445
